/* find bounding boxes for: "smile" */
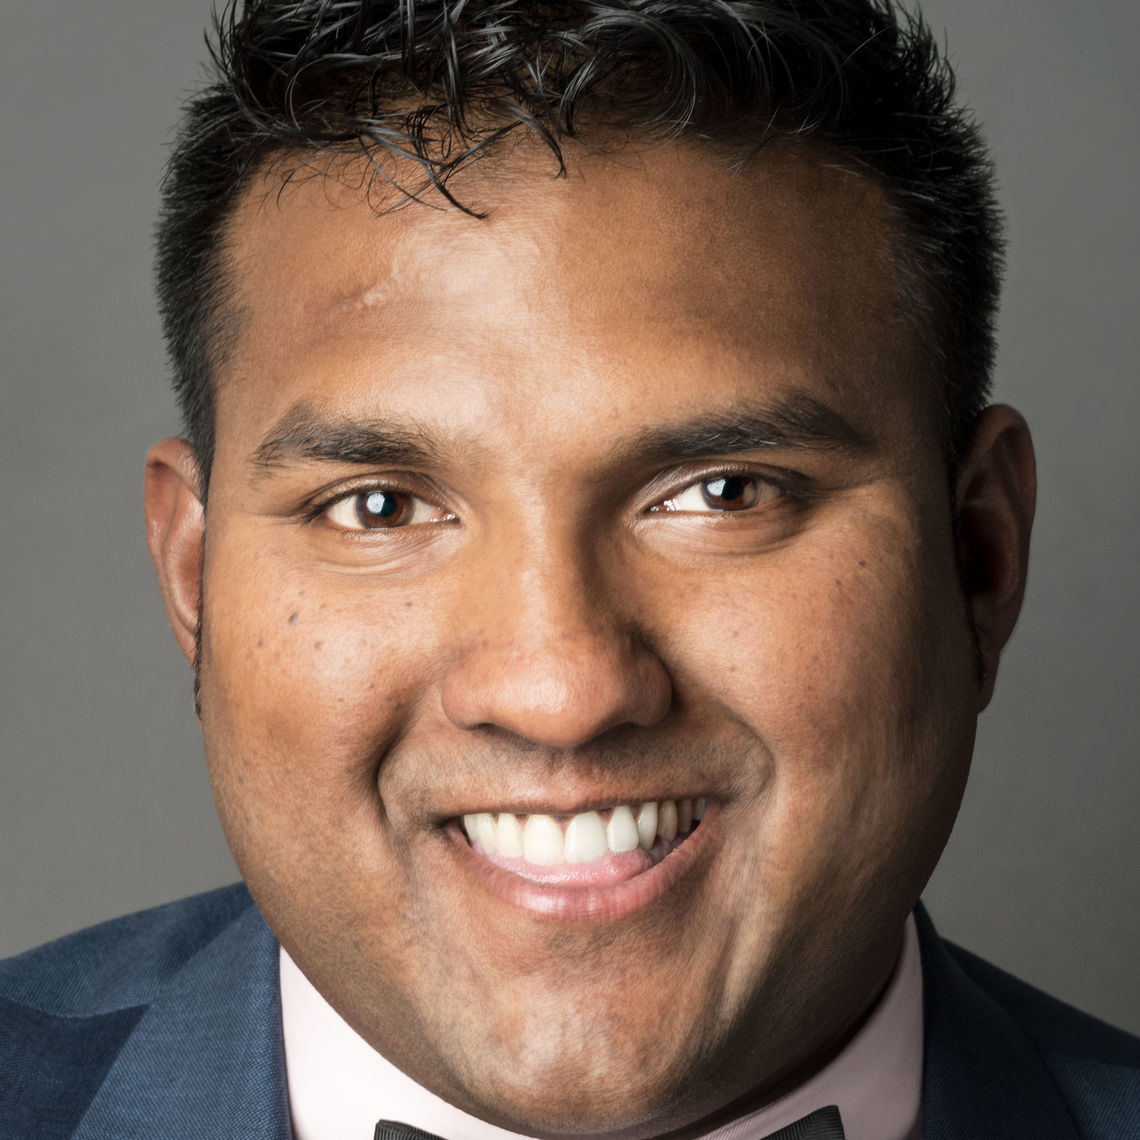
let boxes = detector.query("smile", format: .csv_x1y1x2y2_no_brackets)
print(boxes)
462,798,706,864
454,799,711,915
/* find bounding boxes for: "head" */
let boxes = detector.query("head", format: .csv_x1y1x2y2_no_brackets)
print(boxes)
157,0,1005,491
146,2,1035,1135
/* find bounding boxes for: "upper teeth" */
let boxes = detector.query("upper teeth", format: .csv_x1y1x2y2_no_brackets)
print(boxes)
462,799,706,865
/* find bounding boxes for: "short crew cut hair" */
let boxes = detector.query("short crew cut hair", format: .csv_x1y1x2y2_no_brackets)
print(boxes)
156,0,1003,488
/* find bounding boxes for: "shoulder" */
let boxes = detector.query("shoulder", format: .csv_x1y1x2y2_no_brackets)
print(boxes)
0,884,267,1138
0,882,255,1017
939,932,1140,1135
944,940,1140,1070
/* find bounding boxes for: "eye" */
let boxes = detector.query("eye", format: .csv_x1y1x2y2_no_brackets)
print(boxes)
656,474,778,513
322,488,452,531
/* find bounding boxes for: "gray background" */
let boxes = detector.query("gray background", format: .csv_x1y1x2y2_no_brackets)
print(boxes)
1,2,1137,1033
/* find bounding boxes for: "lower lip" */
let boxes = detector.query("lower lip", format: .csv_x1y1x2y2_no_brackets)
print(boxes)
451,810,716,922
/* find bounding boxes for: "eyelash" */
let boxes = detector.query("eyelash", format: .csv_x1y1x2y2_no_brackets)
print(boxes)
303,467,809,531
301,478,435,526
652,467,808,514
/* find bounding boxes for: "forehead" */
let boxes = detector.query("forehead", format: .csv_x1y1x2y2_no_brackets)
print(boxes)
216,142,927,463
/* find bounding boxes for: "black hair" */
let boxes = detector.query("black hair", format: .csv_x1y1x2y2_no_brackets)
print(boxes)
155,0,1003,491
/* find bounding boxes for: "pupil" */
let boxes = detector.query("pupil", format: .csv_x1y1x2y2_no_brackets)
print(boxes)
357,491,400,525
704,476,748,506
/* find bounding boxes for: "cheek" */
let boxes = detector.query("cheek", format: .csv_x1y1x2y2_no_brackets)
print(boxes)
195,549,463,998
703,518,966,751
196,548,445,852
665,509,976,884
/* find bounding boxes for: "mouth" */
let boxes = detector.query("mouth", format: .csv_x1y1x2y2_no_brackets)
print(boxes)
453,798,712,920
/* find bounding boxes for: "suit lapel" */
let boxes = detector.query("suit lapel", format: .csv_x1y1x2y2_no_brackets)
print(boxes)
72,901,291,1139
916,904,1081,1139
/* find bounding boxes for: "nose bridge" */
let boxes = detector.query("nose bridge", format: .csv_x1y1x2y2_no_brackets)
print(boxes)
439,520,672,748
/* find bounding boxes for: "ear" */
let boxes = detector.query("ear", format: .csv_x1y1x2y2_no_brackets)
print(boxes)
953,404,1036,710
145,438,205,667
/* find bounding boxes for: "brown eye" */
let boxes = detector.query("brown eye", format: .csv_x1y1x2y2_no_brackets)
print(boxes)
700,475,760,511
354,490,411,528
655,473,778,514
323,488,447,531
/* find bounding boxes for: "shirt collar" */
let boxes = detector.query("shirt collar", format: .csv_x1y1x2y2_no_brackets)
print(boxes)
281,914,922,1140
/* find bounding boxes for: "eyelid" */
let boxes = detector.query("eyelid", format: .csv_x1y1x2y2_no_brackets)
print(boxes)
302,475,452,527
297,464,806,525
647,464,807,513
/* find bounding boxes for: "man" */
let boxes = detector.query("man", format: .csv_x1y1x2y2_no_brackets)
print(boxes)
1,1,1136,1137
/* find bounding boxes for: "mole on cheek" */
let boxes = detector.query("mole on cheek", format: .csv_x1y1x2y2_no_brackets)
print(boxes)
288,612,299,625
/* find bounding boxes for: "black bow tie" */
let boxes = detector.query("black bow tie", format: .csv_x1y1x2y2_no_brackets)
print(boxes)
375,1105,845,1140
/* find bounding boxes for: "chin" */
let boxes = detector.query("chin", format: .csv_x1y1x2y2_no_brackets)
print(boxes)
457,1072,696,1140
404,995,748,1140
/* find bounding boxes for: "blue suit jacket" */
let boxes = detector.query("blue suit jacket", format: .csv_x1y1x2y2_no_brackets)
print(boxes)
1,884,1137,1138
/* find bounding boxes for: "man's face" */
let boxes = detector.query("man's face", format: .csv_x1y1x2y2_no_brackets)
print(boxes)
169,146,985,1133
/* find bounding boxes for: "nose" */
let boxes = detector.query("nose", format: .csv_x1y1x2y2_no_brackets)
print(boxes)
439,543,672,750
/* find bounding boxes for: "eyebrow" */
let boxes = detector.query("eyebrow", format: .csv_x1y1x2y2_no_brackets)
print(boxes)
252,405,450,472
627,394,873,462
251,392,872,475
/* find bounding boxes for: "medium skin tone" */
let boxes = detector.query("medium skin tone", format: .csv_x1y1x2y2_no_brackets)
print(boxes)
146,143,1035,1136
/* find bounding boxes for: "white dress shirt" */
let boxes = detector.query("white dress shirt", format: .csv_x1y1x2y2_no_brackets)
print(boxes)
281,915,922,1140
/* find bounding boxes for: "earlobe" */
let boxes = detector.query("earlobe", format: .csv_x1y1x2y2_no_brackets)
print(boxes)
144,438,206,667
954,405,1037,710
